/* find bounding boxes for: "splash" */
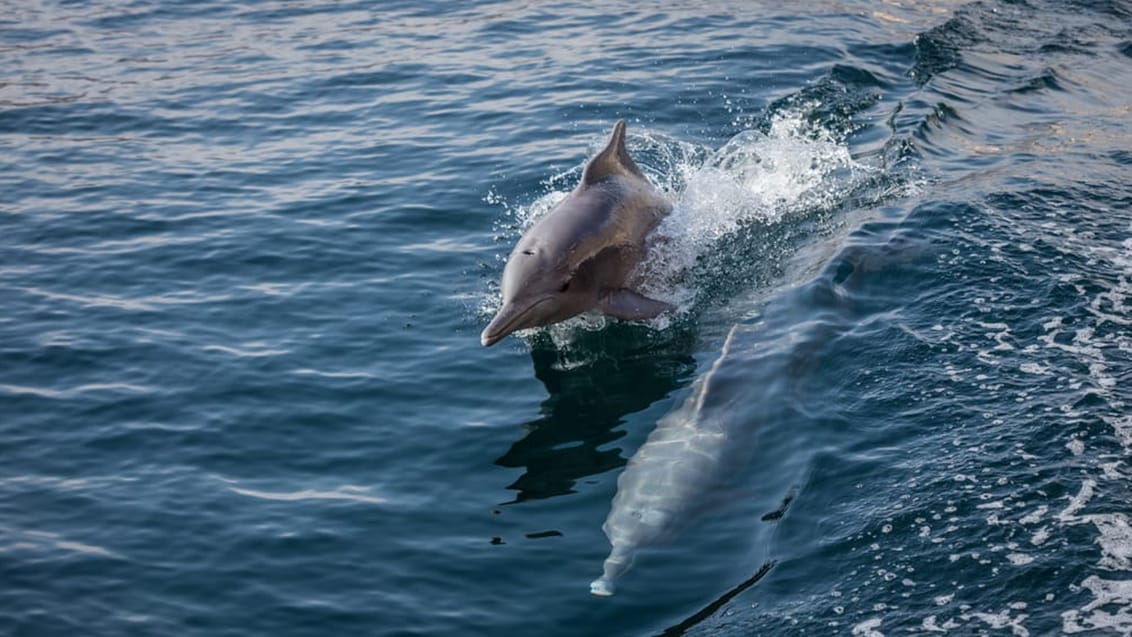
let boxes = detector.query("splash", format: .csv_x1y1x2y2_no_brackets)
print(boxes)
480,110,873,346
641,110,868,313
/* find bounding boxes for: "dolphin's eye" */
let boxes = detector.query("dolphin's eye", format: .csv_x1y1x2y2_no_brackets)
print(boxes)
559,281,570,293
522,250,534,255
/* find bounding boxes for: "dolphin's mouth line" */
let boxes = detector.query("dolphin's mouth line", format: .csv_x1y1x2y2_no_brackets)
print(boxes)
482,296,553,344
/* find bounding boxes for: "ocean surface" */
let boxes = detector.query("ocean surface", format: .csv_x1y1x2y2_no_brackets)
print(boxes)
3,1,1131,635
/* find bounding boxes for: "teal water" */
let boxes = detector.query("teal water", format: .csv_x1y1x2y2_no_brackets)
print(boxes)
3,1,1132,635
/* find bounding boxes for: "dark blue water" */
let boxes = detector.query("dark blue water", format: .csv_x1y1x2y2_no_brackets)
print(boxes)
3,1,1131,635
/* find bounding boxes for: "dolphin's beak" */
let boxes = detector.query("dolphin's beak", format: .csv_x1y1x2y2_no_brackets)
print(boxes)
481,298,550,347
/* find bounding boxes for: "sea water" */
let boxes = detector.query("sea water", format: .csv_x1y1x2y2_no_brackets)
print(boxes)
3,1,1131,635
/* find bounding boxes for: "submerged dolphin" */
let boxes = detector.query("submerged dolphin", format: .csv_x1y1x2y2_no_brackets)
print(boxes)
481,121,674,347
591,326,746,596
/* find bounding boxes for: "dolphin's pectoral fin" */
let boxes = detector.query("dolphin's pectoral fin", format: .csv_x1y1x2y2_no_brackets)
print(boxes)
600,289,674,321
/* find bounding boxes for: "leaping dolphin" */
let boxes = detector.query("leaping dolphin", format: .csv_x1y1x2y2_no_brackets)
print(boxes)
481,121,674,347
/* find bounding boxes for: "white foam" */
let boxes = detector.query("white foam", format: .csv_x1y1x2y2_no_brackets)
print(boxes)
922,615,959,632
647,112,866,296
851,617,885,637
1062,576,1132,634
1110,415,1132,449
1057,478,1132,634
1089,514,1132,571
1019,505,1047,525
963,609,1030,636
1034,233,1132,636
1059,479,1097,523
1005,553,1034,566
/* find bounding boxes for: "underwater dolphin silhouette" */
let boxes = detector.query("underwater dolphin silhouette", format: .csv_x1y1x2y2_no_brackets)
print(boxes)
481,121,674,347
591,325,745,596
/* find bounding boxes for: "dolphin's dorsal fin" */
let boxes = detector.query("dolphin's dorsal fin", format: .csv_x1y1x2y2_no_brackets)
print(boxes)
582,120,644,185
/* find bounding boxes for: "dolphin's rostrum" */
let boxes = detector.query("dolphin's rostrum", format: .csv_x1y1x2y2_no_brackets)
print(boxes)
481,121,674,347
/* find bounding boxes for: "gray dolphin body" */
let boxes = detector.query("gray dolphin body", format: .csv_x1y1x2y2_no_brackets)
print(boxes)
591,326,745,596
481,121,674,347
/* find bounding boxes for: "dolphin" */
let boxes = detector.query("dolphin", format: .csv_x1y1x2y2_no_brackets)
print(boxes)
481,121,674,347
591,325,747,596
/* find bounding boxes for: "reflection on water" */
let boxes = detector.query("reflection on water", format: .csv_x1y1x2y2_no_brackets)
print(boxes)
495,326,697,503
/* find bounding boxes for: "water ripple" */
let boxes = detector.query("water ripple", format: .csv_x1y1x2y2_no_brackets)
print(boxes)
2,1,1131,636
226,484,386,506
